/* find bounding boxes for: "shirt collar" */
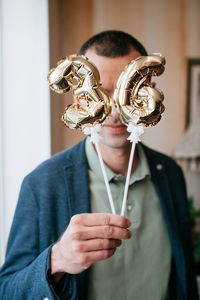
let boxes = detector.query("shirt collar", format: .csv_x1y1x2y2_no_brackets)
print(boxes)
85,137,151,184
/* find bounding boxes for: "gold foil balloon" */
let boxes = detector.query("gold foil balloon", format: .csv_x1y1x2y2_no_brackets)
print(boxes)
114,53,165,127
47,54,111,130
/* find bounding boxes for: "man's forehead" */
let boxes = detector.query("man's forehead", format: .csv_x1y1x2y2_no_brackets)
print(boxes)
84,48,141,72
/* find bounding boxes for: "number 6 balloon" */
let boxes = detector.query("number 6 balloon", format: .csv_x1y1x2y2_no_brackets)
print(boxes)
114,53,165,128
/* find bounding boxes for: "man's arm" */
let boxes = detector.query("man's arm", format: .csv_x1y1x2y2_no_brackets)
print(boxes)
0,176,132,299
0,176,67,300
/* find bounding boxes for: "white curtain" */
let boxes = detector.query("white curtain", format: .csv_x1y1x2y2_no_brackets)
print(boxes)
0,0,50,265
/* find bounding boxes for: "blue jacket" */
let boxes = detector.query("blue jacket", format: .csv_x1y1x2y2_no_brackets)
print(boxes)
0,140,198,299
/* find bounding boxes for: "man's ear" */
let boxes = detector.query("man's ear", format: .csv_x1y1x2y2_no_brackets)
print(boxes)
151,81,156,88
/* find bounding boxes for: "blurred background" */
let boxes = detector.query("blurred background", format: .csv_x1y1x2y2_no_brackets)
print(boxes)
0,0,200,266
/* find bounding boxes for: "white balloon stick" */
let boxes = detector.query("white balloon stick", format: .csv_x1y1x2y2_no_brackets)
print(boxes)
121,142,136,216
95,142,116,214
121,124,144,216
84,125,116,215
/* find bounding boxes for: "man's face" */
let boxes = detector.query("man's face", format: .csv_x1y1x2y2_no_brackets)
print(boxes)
84,48,141,150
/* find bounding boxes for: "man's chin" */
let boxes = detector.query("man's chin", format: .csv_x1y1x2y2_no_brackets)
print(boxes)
99,135,131,150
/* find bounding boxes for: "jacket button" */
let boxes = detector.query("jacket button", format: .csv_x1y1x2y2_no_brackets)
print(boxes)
156,163,163,170
127,205,132,211
44,298,49,300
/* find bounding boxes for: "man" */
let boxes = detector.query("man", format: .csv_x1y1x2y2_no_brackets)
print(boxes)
0,30,198,299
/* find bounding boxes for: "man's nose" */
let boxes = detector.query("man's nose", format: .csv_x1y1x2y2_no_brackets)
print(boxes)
110,98,120,118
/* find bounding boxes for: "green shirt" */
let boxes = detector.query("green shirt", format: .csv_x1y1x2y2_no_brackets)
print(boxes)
85,138,171,300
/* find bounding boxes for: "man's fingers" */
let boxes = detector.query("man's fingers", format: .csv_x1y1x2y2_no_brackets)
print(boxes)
69,224,132,240
70,213,131,228
73,238,122,252
55,213,132,274
77,249,117,267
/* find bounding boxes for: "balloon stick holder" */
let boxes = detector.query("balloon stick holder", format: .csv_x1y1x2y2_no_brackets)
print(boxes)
84,124,144,216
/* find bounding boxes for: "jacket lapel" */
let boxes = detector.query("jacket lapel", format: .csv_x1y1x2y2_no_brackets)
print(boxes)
63,139,90,217
142,144,187,298
62,139,90,299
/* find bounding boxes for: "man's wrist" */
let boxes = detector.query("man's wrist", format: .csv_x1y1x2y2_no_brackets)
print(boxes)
51,243,65,278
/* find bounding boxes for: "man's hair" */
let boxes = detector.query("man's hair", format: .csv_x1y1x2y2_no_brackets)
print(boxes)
79,30,148,57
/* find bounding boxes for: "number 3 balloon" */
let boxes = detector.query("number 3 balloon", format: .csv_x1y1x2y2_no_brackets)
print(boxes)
47,54,111,130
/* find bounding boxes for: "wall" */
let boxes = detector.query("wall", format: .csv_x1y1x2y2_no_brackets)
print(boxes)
0,0,199,268
49,0,200,156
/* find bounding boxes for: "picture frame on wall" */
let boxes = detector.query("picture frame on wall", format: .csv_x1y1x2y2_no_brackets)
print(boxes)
186,59,200,128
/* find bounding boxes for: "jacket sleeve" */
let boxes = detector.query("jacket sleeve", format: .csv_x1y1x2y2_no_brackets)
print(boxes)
0,177,76,300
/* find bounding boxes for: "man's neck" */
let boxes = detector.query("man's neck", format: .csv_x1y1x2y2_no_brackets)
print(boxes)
96,142,138,177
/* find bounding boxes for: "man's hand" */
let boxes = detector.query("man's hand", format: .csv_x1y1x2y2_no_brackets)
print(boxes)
51,213,132,275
